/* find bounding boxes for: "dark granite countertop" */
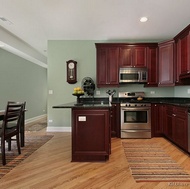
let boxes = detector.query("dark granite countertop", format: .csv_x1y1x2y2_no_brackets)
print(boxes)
53,97,190,109
53,102,112,109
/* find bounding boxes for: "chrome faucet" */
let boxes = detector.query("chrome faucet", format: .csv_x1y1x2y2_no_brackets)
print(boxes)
106,90,116,105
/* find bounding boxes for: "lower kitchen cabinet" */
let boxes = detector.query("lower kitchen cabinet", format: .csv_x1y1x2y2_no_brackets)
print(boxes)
172,106,188,150
72,108,111,161
111,103,120,138
165,105,173,140
165,105,188,151
152,103,188,152
151,103,165,137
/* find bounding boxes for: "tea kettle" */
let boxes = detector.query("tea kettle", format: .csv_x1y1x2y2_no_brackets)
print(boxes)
106,90,116,105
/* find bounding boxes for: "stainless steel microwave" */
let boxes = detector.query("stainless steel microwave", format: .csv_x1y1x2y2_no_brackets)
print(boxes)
119,67,148,83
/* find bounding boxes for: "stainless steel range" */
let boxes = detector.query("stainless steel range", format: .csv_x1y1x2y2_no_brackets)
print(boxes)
119,92,151,139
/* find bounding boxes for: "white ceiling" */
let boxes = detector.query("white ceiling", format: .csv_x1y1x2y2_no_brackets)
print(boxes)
1,0,190,60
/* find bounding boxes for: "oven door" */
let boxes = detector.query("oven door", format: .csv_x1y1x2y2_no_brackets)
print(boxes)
121,107,151,130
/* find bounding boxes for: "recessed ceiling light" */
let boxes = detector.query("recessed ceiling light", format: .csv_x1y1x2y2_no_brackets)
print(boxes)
140,17,148,22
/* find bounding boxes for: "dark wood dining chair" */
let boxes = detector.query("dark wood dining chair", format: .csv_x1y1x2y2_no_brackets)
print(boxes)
0,101,24,165
7,101,26,150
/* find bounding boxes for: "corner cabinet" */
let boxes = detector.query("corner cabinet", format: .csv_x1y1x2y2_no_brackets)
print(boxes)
158,40,175,86
174,24,190,83
95,44,119,88
72,108,111,161
165,105,188,151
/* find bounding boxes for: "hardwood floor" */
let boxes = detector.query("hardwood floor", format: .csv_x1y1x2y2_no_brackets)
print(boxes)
1,121,190,189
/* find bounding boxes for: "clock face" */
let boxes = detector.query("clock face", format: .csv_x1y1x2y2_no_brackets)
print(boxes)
68,62,74,69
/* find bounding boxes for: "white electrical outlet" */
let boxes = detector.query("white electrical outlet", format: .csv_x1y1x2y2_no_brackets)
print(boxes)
49,119,53,123
187,89,190,94
150,91,155,94
96,90,100,95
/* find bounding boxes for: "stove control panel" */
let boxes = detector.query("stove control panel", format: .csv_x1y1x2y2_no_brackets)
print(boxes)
120,103,151,107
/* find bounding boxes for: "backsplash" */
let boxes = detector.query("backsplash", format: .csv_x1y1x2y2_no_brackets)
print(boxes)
93,84,174,98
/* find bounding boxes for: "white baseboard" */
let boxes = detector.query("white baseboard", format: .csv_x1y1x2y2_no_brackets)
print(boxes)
25,114,71,132
46,126,71,132
25,114,47,124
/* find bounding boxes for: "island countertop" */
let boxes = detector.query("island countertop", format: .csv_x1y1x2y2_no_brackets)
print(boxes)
53,102,112,109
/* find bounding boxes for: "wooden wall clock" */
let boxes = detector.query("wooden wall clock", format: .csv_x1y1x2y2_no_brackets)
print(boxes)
66,60,77,84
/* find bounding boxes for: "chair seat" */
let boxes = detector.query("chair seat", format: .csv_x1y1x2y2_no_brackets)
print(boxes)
0,127,17,135
0,122,17,129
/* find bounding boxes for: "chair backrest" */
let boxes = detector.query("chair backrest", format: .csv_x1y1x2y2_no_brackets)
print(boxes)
2,101,24,133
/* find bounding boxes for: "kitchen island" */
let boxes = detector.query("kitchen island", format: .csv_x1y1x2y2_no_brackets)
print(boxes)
53,102,112,162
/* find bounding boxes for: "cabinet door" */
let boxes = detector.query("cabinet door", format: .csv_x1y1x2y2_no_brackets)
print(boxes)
96,46,119,87
180,35,189,74
177,34,190,75
151,104,164,137
72,109,110,161
173,107,188,150
133,47,147,67
119,47,133,67
107,47,119,85
165,105,174,140
111,103,120,138
158,40,174,86
146,46,158,86
119,46,147,67
96,47,107,85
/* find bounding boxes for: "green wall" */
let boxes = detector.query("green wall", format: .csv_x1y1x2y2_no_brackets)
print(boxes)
48,40,190,130
0,48,47,120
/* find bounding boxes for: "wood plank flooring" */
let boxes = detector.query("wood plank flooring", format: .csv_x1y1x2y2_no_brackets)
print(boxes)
1,121,190,189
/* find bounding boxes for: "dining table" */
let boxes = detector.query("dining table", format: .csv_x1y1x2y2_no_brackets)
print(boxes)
0,109,26,147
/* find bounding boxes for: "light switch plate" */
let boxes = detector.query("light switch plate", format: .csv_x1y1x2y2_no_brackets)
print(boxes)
49,90,53,94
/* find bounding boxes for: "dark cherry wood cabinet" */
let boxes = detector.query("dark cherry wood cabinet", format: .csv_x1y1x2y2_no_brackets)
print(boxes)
165,105,174,140
72,108,111,161
110,103,120,138
158,40,175,86
151,103,165,137
172,106,188,150
95,44,119,87
95,43,158,88
145,46,158,87
165,105,188,151
119,46,147,67
174,24,190,84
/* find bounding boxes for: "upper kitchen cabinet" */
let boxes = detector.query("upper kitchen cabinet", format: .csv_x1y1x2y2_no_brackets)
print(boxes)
119,46,147,67
158,40,175,86
174,24,190,84
145,45,158,87
96,44,119,88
